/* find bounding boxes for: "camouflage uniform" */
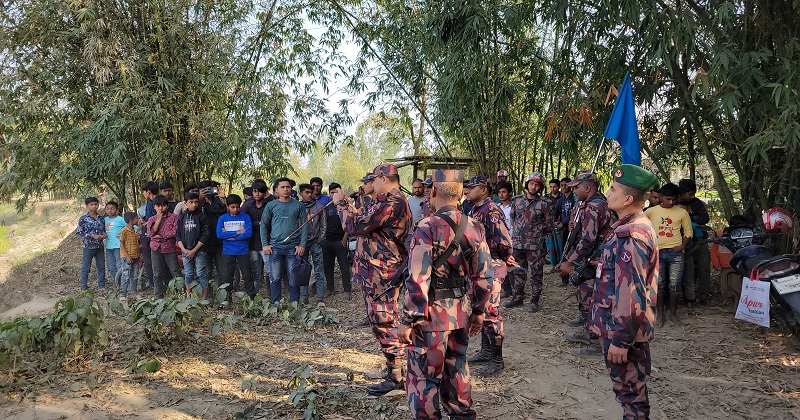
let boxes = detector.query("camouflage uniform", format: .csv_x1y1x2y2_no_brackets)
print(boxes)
342,168,411,386
591,211,658,419
508,188,552,305
468,195,512,346
564,192,616,327
403,183,493,420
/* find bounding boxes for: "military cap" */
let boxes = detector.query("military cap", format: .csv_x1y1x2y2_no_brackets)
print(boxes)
422,176,433,186
371,163,398,176
497,169,509,177
465,175,489,187
525,172,545,185
431,169,464,183
360,172,376,183
566,170,599,187
612,164,660,191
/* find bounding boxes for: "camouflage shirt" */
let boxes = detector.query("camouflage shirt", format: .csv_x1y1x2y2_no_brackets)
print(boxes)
403,207,493,332
509,194,552,250
590,211,659,347
564,193,616,265
344,188,411,292
468,197,513,262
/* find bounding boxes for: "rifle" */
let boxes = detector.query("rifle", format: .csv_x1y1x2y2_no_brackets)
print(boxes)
371,261,409,302
280,200,334,243
560,201,583,264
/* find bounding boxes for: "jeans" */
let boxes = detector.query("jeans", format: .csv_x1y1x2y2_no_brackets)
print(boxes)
119,257,140,296
140,237,154,288
658,249,684,294
249,250,264,293
321,239,351,293
269,247,300,303
106,248,121,285
80,247,106,290
151,251,181,298
204,248,223,282
183,250,209,288
301,242,325,300
223,254,254,297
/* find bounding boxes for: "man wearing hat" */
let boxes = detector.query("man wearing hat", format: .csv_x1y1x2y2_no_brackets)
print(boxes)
398,169,493,419
351,172,377,328
464,175,514,375
504,172,553,312
420,176,433,219
556,170,616,357
497,169,509,183
333,164,412,396
592,164,659,419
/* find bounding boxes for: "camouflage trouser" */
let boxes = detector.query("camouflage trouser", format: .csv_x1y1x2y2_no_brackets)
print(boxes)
483,260,505,346
512,248,544,302
365,283,405,377
577,278,595,328
407,328,475,420
600,338,651,420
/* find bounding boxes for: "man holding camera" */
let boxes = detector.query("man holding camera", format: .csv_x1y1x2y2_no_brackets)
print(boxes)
556,170,615,357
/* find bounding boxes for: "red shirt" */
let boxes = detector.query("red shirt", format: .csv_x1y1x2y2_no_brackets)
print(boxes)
146,212,179,253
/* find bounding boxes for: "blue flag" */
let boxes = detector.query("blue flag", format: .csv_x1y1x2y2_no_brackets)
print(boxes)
604,72,641,166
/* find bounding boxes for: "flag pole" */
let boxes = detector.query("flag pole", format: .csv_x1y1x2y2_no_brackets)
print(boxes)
590,137,606,173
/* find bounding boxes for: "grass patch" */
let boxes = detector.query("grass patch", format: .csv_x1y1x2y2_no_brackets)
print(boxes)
0,226,11,256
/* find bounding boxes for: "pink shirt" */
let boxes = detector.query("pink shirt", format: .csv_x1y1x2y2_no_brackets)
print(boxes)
146,213,179,253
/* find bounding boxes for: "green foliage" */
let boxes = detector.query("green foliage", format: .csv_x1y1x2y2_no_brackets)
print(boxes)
287,364,320,420
237,294,339,330
0,291,107,370
0,226,11,256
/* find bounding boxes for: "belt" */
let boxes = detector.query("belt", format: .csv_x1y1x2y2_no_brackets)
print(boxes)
429,277,467,301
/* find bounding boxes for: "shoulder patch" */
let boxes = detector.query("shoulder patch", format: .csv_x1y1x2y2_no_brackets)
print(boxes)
616,224,632,238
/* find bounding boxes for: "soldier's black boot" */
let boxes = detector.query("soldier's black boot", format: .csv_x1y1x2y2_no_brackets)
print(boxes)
503,298,524,308
567,312,587,327
529,298,540,313
468,331,491,364
475,345,504,377
366,363,404,396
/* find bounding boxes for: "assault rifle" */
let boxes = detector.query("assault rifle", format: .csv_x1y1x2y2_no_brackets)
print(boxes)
560,200,602,286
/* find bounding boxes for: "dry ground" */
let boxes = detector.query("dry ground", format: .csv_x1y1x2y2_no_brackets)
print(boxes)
0,213,799,419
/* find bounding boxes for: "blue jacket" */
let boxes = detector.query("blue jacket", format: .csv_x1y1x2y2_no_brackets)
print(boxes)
216,213,252,256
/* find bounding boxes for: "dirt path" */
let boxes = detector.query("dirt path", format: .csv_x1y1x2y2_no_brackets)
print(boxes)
1,267,798,419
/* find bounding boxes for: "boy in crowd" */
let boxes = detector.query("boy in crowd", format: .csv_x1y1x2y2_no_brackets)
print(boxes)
218,194,255,298
261,177,307,303
199,180,227,280
174,183,199,215
160,181,178,213
77,197,107,292
118,212,141,301
299,183,327,303
310,177,332,205
243,187,253,203
177,192,211,298
147,195,182,298
104,201,126,285
241,179,273,293
140,181,159,290
645,182,693,326
645,189,662,211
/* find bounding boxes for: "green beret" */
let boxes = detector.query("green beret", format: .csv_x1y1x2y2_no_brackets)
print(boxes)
612,164,660,191
432,169,464,183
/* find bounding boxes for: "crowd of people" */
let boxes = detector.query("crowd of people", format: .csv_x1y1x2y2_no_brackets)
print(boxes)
74,163,710,420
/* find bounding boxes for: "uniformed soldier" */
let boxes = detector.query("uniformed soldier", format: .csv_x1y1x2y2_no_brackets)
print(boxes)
592,164,660,419
333,164,412,396
504,172,553,312
398,169,493,420
556,170,616,357
352,172,377,328
463,175,514,376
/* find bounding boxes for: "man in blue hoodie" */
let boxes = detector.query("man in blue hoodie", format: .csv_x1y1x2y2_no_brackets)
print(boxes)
217,194,254,298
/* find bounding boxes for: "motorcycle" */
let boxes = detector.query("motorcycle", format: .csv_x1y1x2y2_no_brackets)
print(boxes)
696,207,800,337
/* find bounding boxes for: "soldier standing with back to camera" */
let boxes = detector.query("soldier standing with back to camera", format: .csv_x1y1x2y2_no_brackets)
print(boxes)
593,164,660,419
556,170,616,357
504,172,552,312
463,175,514,376
398,169,493,420
332,164,411,396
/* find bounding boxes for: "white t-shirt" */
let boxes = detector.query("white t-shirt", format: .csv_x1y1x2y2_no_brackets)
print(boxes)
407,195,425,224
500,202,513,236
